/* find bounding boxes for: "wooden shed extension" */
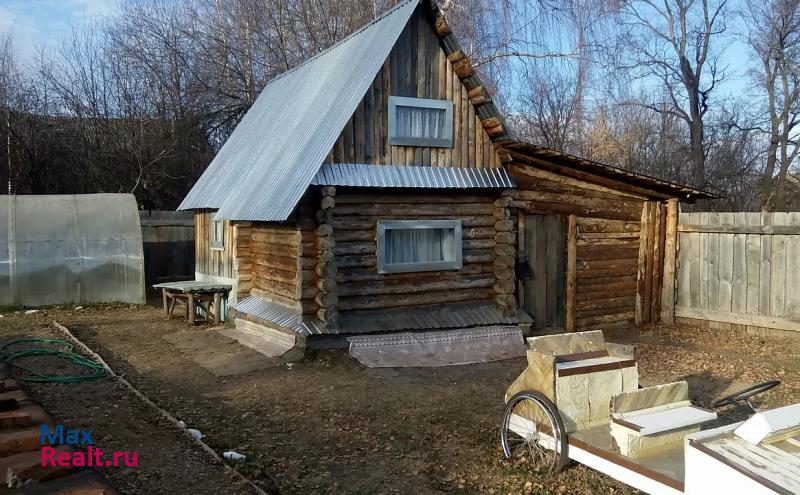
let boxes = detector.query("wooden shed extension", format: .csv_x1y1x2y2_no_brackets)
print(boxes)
495,141,718,334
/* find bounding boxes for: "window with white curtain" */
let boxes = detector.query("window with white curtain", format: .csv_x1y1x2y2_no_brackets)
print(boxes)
388,96,453,147
377,220,462,273
210,219,225,250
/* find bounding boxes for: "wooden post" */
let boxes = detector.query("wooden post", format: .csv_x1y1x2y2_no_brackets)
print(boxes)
213,292,222,323
516,211,526,308
660,199,679,324
188,294,196,325
635,202,652,325
566,214,577,332
162,289,169,318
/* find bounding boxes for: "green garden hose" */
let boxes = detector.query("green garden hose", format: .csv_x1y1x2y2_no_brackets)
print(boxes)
0,338,107,383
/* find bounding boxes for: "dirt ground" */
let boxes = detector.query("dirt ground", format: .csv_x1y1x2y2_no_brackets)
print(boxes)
0,305,798,495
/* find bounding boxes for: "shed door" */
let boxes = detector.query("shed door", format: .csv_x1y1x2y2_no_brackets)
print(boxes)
523,215,566,330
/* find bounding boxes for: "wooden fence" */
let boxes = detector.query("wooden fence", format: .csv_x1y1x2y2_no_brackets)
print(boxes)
139,211,195,287
673,212,800,333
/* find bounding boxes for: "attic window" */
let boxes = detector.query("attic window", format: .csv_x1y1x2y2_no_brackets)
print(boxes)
210,219,225,250
388,96,453,147
377,220,462,273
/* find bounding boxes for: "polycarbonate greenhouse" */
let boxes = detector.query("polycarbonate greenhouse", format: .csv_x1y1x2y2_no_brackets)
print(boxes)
0,194,145,307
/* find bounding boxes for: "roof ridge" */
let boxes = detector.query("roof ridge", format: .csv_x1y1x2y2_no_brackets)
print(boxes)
264,0,419,87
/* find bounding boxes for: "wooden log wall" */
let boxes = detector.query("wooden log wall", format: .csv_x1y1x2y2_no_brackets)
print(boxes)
506,162,654,331
315,187,337,325
325,9,501,168
332,189,500,312
234,222,253,300
573,217,642,329
248,224,303,309
507,164,646,222
494,192,516,314
194,210,235,280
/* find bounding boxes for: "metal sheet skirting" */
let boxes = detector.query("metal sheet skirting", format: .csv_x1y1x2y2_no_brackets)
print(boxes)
347,326,527,367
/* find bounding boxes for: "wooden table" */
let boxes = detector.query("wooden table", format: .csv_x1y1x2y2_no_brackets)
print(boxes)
153,281,232,325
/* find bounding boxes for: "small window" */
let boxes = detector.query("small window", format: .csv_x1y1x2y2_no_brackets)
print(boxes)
388,96,453,147
210,219,225,250
377,220,462,274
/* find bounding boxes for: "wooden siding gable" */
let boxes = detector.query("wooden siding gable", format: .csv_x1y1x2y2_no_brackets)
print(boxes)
325,6,503,169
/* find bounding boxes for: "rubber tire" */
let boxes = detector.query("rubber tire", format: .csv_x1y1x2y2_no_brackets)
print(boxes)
500,390,569,475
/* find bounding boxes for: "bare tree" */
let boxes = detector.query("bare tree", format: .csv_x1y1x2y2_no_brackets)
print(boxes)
746,0,800,211
617,0,729,187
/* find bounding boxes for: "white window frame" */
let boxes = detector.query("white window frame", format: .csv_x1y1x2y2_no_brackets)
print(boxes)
388,96,454,147
210,219,225,250
376,219,462,274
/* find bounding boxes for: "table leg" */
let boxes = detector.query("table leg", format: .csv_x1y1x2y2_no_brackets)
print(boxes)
188,294,196,325
162,289,169,318
167,296,177,320
213,292,222,323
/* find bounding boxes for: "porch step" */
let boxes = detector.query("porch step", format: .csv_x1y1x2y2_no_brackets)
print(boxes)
347,326,526,368
220,318,299,359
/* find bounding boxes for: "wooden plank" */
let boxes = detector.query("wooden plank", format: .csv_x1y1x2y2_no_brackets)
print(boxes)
759,212,772,316
653,203,667,319
460,69,469,165
674,307,800,333
731,213,748,315
706,212,720,311
771,212,789,317
678,224,800,234
745,214,761,317
566,214,577,332
534,216,548,328
697,212,709,309
676,221,691,309
643,203,657,322
786,213,800,319
718,212,735,315
545,215,565,327
635,203,650,324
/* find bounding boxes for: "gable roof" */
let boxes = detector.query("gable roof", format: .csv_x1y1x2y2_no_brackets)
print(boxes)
178,0,420,220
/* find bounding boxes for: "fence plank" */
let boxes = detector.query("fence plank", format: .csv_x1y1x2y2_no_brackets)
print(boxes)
676,219,691,309
731,214,748,316
771,213,788,317
707,212,719,311
759,212,772,316
786,213,800,318
745,214,761,316
675,306,800,333
698,212,710,309
717,212,735,315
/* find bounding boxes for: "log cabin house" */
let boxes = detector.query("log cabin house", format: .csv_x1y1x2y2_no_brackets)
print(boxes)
178,0,717,354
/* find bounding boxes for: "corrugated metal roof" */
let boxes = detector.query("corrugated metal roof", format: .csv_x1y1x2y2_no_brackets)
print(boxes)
178,0,420,221
310,163,515,188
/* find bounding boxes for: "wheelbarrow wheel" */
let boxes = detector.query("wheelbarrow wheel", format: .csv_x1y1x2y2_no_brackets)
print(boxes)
500,391,568,475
